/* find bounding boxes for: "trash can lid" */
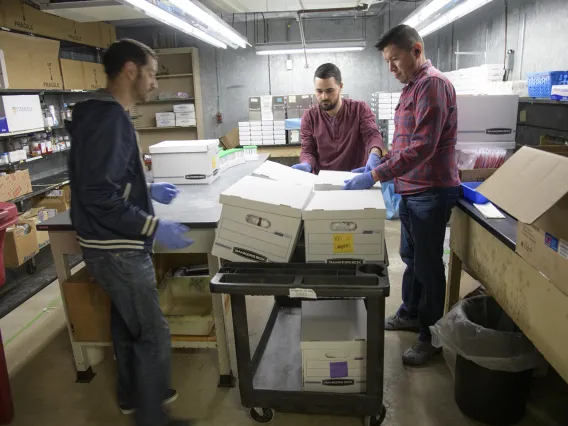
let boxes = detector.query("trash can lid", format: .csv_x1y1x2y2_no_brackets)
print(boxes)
0,202,18,230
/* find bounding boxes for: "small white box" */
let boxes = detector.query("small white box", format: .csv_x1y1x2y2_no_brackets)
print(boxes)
173,104,195,113
176,112,195,120
273,121,286,129
253,160,318,188
156,112,176,127
377,93,391,100
212,176,312,263
457,94,519,142
250,130,262,137
249,121,262,127
262,131,274,136
238,121,250,127
149,140,219,185
302,190,386,263
176,118,196,127
314,170,381,191
250,135,263,142
302,300,367,393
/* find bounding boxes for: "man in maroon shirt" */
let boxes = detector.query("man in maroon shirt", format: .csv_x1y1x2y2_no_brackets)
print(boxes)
291,63,385,174
345,25,461,366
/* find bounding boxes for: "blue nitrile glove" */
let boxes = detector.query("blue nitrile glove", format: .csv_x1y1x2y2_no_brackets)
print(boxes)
343,172,376,190
291,163,312,173
352,152,382,174
150,183,179,205
155,221,194,249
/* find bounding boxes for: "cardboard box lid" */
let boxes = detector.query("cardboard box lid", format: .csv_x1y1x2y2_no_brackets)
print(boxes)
219,128,239,149
252,161,318,188
478,146,568,224
219,175,312,218
302,190,386,220
149,140,218,154
315,170,382,190
301,300,366,345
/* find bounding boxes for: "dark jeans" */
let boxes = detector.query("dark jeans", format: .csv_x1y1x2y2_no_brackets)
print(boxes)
396,187,460,342
83,249,171,426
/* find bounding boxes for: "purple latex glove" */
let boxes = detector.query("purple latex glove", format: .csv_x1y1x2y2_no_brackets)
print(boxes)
155,221,194,249
343,172,376,190
352,152,382,174
291,162,312,173
150,183,179,205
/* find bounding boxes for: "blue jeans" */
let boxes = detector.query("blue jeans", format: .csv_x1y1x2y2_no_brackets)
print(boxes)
396,187,460,342
83,249,171,426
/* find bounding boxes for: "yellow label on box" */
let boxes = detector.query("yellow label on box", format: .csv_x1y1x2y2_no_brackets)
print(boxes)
333,234,354,253
212,157,217,169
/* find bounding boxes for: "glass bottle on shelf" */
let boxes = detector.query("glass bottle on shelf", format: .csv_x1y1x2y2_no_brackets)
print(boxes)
41,101,53,127
60,104,68,124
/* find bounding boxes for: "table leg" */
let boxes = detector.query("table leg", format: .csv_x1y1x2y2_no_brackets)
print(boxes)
208,254,235,388
445,250,463,314
52,251,95,383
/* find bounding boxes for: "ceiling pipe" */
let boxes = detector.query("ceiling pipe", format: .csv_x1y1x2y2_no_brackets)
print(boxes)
297,3,370,15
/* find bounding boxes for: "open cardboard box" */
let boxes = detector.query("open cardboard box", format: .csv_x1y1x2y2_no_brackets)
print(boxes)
3,218,38,267
478,147,568,295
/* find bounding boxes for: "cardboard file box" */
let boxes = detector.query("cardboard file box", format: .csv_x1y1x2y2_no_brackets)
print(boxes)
302,190,386,263
252,160,318,188
149,140,219,185
301,299,367,393
212,176,312,263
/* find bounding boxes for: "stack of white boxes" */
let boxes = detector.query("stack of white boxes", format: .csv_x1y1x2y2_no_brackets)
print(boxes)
212,176,313,263
301,299,367,393
370,92,401,146
174,103,196,127
239,120,286,145
302,190,386,263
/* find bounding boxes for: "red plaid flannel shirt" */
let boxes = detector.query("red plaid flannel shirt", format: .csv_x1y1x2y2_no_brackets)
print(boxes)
373,61,460,195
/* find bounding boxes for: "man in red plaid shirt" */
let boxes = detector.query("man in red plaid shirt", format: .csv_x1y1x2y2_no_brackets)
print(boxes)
345,24,461,366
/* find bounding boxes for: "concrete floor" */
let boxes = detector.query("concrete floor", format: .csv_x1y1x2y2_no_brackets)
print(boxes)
3,220,568,426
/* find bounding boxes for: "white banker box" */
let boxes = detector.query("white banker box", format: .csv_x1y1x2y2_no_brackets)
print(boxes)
303,190,386,263
456,94,519,142
212,176,312,263
149,140,219,185
301,299,367,393
252,160,318,188
314,170,381,191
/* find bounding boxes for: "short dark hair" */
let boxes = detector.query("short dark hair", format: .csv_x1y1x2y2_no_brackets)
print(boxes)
314,63,342,84
103,39,157,79
375,24,424,52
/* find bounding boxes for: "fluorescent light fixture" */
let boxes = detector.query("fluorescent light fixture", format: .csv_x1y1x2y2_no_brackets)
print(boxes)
419,0,495,37
168,0,247,49
119,0,227,48
403,0,453,28
256,41,366,56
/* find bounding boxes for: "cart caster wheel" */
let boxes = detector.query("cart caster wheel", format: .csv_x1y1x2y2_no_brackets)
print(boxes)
365,405,387,426
249,407,274,423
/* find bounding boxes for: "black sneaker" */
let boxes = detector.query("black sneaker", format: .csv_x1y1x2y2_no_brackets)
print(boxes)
119,388,179,415
385,313,420,331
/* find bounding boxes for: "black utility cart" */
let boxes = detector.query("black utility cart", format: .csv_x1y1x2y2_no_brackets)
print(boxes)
210,262,390,425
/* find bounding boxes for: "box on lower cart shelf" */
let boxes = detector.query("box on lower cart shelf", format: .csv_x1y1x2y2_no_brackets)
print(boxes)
212,176,312,263
302,190,386,263
158,267,214,336
301,299,367,393
149,140,219,185
314,170,381,191
3,218,38,267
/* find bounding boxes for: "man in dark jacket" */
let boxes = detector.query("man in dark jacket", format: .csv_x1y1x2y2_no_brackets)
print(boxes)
68,39,194,426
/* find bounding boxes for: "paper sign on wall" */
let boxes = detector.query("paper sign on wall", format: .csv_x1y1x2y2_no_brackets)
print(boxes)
333,234,354,254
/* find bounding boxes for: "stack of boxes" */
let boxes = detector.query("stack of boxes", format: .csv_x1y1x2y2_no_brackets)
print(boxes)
155,103,196,128
239,120,286,145
238,121,261,145
370,92,401,147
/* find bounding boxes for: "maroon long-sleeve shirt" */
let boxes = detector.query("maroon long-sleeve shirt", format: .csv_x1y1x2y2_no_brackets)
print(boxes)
300,99,385,173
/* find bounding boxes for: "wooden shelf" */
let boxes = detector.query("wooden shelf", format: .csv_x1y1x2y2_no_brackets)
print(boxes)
156,73,193,79
136,126,197,131
144,98,195,104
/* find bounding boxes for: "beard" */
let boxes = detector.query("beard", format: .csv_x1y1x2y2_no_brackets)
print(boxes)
320,100,337,111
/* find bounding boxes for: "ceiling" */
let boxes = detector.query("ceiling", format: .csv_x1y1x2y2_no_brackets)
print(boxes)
199,0,378,14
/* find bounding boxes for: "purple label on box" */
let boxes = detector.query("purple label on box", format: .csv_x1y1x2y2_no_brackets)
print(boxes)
330,361,348,378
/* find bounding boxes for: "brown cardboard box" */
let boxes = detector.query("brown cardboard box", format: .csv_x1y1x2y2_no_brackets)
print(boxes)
62,267,111,342
479,147,568,295
459,168,497,182
60,59,85,91
82,62,106,91
67,21,101,47
0,31,63,90
33,185,71,213
0,170,32,202
21,208,55,249
3,219,38,267
0,0,68,40
220,128,240,149
99,22,117,48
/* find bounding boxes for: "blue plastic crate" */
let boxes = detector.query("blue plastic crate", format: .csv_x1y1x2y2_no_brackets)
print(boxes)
461,182,489,204
527,71,568,98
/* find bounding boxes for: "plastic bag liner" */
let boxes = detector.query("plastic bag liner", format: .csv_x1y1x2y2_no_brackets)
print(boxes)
381,180,401,220
430,295,540,372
